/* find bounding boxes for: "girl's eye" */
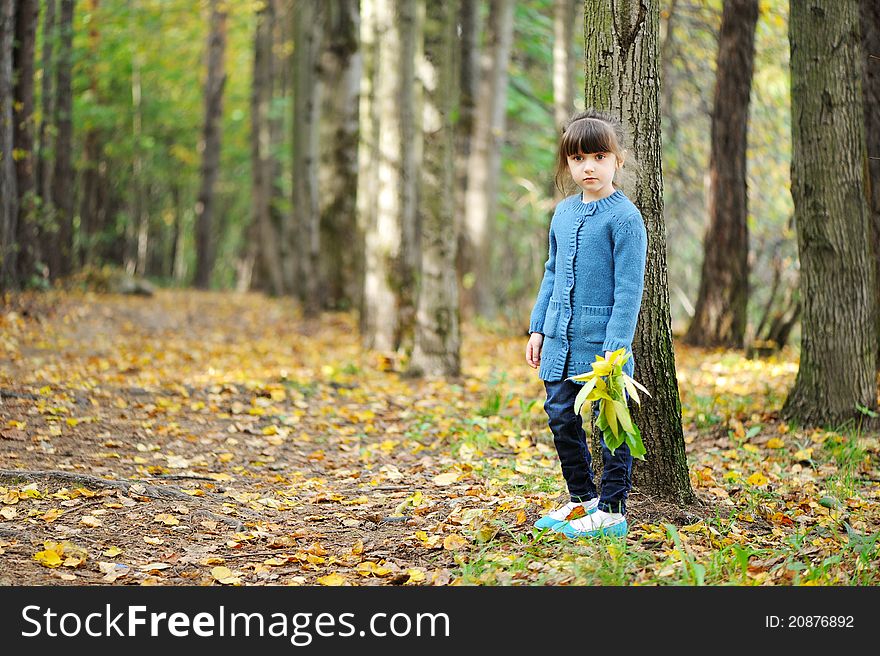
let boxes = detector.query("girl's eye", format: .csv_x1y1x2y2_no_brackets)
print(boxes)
596,153,605,160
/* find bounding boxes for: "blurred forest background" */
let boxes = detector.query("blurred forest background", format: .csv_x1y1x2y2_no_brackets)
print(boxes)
0,0,799,338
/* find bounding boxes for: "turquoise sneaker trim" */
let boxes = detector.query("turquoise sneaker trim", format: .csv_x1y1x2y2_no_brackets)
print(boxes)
558,518,628,539
533,500,599,531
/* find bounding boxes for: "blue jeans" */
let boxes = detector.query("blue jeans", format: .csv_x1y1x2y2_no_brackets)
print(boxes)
543,372,633,514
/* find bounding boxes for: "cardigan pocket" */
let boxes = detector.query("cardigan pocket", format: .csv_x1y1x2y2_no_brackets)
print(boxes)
578,305,613,343
542,300,562,338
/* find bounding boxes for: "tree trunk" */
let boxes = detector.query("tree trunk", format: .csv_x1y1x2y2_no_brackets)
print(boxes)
361,0,420,351
78,0,102,269
35,0,55,228
319,0,361,311
250,0,284,296
11,0,38,288
552,0,576,202
454,0,478,299
0,0,17,290
584,0,695,506
684,0,758,349
409,0,460,378
49,0,74,279
461,0,514,318
782,0,878,427
194,0,227,289
357,0,379,337
862,0,880,373
291,0,323,314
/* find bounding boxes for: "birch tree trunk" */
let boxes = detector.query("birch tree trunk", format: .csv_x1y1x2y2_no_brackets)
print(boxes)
361,0,419,351
291,0,324,314
0,0,17,289
862,0,880,372
454,0,478,291
49,0,74,279
409,0,460,377
685,0,758,349
461,0,513,318
357,0,379,337
319,0,361,311
584,0,695,505
782,0,878,427
194,0,227,289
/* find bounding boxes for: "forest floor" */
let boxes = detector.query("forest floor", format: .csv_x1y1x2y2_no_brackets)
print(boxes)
1,288,878,586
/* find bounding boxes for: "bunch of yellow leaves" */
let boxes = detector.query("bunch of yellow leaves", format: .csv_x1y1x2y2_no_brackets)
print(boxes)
569,348,650,460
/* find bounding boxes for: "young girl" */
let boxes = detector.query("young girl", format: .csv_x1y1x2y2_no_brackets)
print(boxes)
525,110,647,538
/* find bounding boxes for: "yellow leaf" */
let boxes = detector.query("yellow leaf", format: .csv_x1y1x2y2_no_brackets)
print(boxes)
154,513,180,526
41,508,63,522
604,400,619,438
211,566,241,584
316,572,347,586
143,536,164,545
406,568,426,583
766,438,785,449
103,546,123,557
0,507,15,520
433,472,458,486
442,534,469,550
351,539,364,555
34,549,63,567
747,472,769,487
80,515,102,528
218,453,234,463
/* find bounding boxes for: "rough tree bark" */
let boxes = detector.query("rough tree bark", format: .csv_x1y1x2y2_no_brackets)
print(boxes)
782,0,878,427
319,0,361,311
291,0,324,314
583,0,695,506
862,0,880,373
409,0,460,378
684,0,758,349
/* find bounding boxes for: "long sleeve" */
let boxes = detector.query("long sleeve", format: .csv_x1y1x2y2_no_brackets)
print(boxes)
528,224,557,334
602,212,647,353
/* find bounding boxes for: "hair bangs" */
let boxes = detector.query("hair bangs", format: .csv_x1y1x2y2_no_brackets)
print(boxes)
560,118,619,158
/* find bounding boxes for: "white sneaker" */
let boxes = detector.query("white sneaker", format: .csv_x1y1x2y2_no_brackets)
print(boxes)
559,508,628,538
534,498,599,530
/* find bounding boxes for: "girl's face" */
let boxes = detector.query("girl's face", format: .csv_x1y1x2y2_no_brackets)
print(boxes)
567,151,621,201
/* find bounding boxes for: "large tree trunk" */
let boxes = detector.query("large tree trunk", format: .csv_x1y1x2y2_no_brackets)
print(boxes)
49,0,74,279
361,0,420,351
782,0,878,427
319,0,361,311
461,0,514,318
0,0,17,290
684,0,758,349
409,0,460,378
194,0,227,289
291,0,324,314
249,0,284,296
863,0,880,373
584,0,695,506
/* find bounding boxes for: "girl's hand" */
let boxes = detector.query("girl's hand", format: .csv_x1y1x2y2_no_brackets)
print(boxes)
526,333,544,369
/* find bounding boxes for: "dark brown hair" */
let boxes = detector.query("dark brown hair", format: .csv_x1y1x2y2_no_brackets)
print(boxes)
554,109,628,194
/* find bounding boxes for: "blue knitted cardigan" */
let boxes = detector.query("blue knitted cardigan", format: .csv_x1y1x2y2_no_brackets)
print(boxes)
529,189,647,382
